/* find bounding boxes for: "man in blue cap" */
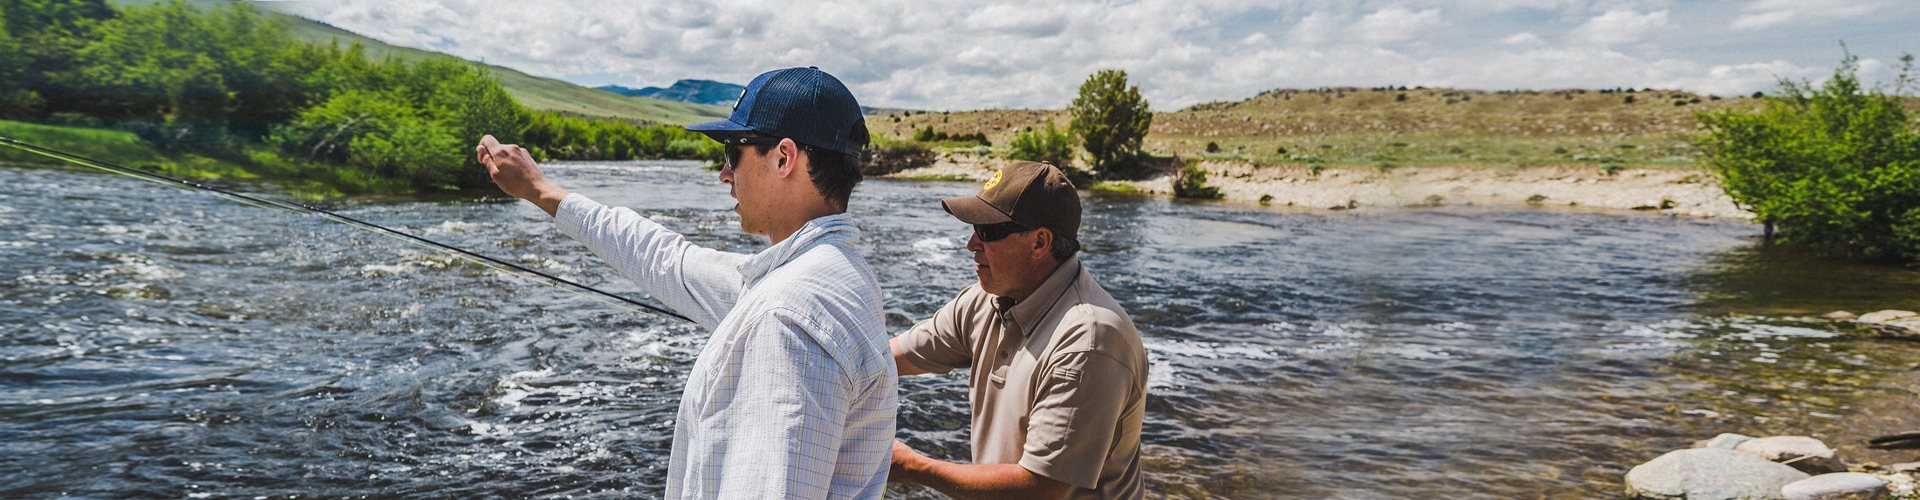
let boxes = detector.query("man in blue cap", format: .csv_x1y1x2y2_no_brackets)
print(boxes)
475,67,894,499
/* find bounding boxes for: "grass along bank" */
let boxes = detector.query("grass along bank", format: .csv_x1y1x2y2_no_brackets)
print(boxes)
0,119,407,199
0,119,253,179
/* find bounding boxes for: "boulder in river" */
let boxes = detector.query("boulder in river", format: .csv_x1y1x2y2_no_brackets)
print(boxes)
1853,310,1920,339
1780,472,1887,500
1626,448,1810,500
1736,436,1847,474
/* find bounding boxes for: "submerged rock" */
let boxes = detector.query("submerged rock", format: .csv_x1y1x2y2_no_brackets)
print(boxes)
1737,436,1847,475
1781,472,1887,500
1854,310,1920,339
1626,448,1810,500
1858,310,1917,323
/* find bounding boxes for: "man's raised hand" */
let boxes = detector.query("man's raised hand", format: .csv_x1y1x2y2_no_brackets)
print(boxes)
476,134,567,216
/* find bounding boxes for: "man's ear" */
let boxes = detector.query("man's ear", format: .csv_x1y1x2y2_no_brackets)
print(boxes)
1030,227,1054,259
774,139,799,178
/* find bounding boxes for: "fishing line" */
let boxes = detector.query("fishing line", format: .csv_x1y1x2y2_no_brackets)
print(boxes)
0,136,693,323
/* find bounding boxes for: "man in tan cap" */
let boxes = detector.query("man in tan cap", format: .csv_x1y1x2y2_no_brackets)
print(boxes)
888,161,1148,499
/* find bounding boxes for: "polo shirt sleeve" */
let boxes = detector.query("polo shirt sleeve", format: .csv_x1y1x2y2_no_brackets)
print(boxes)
893,287,984,374
1017,349,1136,490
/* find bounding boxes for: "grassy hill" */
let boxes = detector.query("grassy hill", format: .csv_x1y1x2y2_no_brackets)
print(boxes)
275,16,727,126
105,0,726,125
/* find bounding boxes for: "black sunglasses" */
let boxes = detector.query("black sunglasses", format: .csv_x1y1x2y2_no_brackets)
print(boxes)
719,136,786,171
973,221,1034,242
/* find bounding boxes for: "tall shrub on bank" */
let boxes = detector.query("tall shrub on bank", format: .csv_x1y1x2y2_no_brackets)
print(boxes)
1171,158,1222,200
1069,69,1153,179
1696,53,1920,261
1007,120,1074,169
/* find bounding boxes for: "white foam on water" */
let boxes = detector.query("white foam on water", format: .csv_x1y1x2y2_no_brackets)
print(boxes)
1142,337,1286,390
112,258,184,281
912,237,960,265
492,368,556,410
359,263,414,276
1378,344,1453,360
1143,338,1280,361
428,221,475,234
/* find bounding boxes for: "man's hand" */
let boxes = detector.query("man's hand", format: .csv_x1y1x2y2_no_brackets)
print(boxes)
891,439,928,483
476,134,568,216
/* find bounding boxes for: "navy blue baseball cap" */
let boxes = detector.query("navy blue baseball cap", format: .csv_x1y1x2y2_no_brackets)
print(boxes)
687,67,870,156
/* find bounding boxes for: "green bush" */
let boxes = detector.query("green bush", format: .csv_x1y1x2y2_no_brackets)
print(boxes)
861,137,936,176
1696,52,1920,260
1171,158,1222,200
1069,69,1152,179
911,126,988,146
1006,120,1073,168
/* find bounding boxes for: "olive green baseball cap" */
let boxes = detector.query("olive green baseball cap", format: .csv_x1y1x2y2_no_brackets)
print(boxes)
940,161,1081,241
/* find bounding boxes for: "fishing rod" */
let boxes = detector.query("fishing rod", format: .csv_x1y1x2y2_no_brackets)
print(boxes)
0,136,693,323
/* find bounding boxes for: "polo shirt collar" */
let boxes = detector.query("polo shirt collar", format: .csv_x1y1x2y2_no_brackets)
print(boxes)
739,213,859,288
1000,255,1083,335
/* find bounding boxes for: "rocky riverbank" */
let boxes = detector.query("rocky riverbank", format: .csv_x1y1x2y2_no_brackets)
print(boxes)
1626,433,1916,500
1622,310,1920,500
889,156,1750,218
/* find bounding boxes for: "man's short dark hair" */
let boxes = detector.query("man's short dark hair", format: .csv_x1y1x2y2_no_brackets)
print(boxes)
806,147,862,208
1049,234,1080,262
733,141,863,208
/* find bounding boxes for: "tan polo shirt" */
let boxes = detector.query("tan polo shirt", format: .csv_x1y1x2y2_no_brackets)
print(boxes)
896,256,1147,499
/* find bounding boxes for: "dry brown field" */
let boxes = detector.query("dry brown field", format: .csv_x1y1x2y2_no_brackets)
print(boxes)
869,87,1776,169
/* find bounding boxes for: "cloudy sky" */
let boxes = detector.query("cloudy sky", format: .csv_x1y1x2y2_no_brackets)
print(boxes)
272,0,1919,111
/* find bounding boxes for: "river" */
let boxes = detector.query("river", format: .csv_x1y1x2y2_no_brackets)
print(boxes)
4,160,1919,498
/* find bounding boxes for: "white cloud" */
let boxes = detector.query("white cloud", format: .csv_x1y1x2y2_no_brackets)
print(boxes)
1501,32,1544,46
1285,11,1342,47
1349,7,1444,44
1571,9,1670,46
268,1,1916,111
1731,0,1885,30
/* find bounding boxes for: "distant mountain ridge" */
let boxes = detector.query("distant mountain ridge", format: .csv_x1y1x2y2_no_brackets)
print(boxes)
598,80,746,107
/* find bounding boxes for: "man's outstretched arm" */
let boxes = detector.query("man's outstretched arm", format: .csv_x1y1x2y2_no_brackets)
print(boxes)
889,440,1070,500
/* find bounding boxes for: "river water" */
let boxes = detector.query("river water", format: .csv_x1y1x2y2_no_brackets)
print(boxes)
4,160,1920,498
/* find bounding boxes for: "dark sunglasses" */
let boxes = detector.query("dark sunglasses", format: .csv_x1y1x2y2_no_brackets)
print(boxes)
720,136,786,171
973,221,1034,242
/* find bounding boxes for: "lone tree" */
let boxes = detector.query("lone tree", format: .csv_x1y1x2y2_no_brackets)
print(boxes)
1069,69,1153,179
1696,52,1920,261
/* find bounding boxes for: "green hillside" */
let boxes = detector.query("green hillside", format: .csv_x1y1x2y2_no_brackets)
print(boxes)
275,16,727,126
104,0,726,125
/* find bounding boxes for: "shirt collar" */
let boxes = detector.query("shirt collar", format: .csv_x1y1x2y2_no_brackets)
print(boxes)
739,213,860,288
997,255,1083,335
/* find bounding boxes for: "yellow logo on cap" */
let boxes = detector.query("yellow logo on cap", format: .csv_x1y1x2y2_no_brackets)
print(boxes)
984,169,1002,191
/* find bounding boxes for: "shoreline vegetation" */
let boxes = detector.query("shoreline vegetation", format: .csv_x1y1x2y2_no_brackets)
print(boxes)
0,0,722,197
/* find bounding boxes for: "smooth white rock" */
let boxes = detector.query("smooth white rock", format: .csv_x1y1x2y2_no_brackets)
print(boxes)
1781,472,1887,500
1737,436,1846,474
1857,310,1918,323
1626,448,1810,500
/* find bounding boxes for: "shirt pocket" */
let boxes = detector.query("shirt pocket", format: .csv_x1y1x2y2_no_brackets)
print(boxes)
988,364,1009,388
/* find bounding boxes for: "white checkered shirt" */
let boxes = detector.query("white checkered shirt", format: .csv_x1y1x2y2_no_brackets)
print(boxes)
555,193,897,499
